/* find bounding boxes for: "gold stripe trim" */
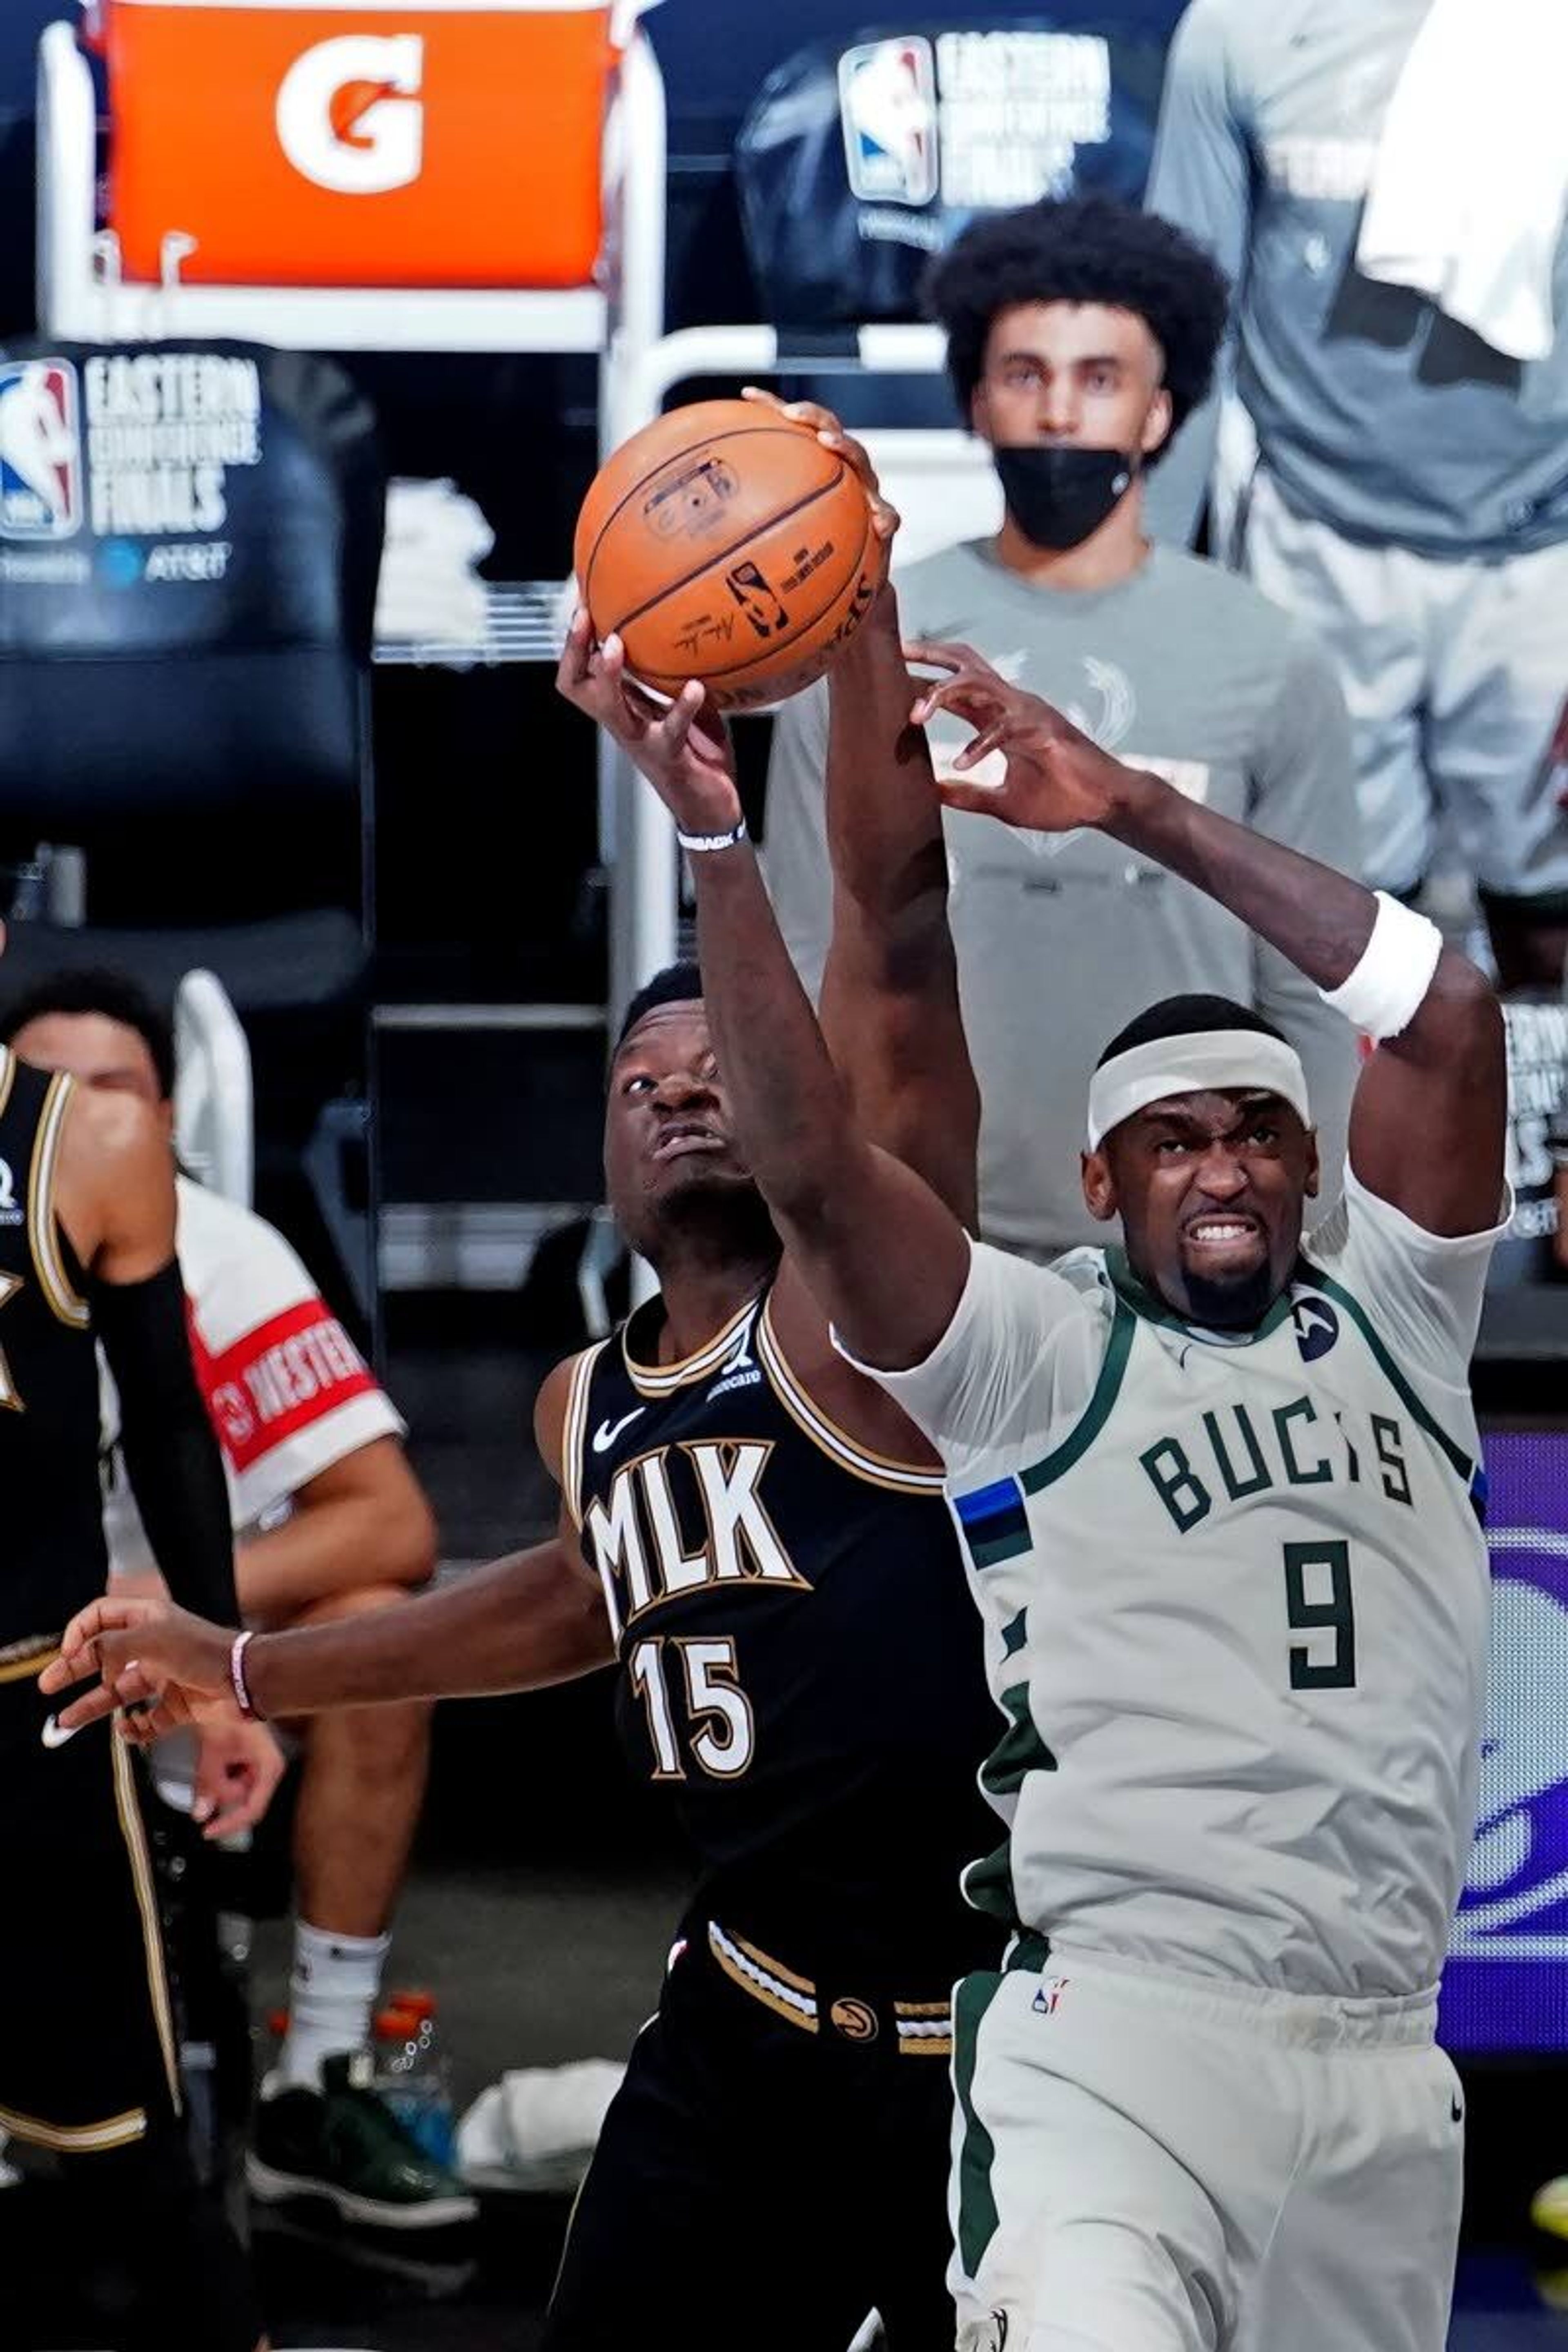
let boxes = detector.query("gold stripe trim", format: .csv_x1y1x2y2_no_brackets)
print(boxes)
622,1290,764,1396
709,1933,818,2034
29,1074,91,1328
708,1922,947,2054
561,1341,606,1530
0,1045,16,1123
0,2097,147,2152
728,1927,816,1995
755,1305,946,1494
0,1644,60,1685
111,1735,181,2113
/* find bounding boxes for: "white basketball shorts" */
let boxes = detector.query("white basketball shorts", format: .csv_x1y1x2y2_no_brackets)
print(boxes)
950,1945,1464,2352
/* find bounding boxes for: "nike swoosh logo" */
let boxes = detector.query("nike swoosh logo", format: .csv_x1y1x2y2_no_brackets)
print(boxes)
592,1409,644,1454
39,1714,80,1751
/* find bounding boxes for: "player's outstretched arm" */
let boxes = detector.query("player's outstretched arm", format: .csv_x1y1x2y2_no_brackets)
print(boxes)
912,641,1506,1238
557,622,971,1370
42,1355,614,1728
42,1536,612,1732
743,390,980,1225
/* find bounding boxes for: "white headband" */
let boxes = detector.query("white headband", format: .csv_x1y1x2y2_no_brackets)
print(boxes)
1086,1029,1312,1152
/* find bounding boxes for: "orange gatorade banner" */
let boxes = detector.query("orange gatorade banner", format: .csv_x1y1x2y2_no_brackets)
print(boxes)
98,0,622,287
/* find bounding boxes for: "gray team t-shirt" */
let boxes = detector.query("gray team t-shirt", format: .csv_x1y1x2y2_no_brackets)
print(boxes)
765,537,1361,1261
1145,0,1568,557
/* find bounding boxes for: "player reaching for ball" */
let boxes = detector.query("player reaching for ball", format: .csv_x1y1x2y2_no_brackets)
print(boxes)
47,409,1003,2351
526,631,1506,2352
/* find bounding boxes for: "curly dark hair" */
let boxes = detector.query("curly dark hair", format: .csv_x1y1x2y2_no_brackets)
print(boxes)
925,196,1230,457
0,964,176,1098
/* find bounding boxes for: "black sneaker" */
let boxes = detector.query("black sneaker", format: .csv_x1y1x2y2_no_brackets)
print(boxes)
247,2051,477,2230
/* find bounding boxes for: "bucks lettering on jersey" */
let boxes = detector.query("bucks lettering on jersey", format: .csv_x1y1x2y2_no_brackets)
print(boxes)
942,1201,1493,2002
0,1049,110,1651
566,1285,998,1976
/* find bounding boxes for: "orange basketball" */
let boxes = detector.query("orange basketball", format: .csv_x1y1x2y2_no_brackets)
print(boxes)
574,399,884,709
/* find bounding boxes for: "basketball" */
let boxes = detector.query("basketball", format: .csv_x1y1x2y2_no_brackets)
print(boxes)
574,398,884,708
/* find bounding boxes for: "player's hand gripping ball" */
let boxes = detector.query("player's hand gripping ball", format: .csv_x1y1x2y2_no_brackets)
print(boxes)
574,390,893,709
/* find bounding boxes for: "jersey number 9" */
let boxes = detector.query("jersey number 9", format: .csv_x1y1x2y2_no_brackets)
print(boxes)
1283,1539,1356,1690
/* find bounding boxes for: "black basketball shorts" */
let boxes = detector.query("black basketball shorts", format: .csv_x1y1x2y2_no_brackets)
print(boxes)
543,1915,962,2352
0,1646,183,2156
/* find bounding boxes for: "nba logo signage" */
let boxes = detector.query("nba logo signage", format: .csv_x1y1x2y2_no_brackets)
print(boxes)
1440,1432,1568,2052
839,38,939,206
0,360,82,541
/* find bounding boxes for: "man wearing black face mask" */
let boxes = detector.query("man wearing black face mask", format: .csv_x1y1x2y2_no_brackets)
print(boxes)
766,195,1362,1264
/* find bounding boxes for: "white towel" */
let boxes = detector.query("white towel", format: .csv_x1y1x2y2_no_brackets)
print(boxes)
456,2058,624,2189
1355,0,1568,363
375,476,494,646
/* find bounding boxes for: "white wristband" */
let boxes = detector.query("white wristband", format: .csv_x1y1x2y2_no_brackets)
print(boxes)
677,818,747,854
229,1628,261,1720
1319,891,1444,1040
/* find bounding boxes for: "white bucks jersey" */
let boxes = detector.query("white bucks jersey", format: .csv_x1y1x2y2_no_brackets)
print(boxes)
849,1165,1504,1999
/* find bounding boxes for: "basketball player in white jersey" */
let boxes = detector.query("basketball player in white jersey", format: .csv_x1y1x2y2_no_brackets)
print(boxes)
502,631,1505,2352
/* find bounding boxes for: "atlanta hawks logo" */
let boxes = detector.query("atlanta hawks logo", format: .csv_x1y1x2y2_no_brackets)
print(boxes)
829,1997,878,2043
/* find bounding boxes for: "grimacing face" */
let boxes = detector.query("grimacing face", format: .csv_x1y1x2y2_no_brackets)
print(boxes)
10,1011,174,1137
1082,1089,1319,1329
971,298,1172,461
602,1001,759,1256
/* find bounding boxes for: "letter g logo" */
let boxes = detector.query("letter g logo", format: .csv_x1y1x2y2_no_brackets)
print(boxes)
275,36,424,195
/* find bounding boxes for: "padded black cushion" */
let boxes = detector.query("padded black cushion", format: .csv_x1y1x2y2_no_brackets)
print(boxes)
0,340,382,840
735,20,1166,330
0,908,365,1018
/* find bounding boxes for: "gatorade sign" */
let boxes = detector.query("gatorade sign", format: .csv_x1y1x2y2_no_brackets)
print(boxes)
275,35,425,194
96,0,623,288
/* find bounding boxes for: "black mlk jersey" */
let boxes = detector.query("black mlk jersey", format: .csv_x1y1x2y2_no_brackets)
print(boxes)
566,1282,998,1981
0,1051,108,1650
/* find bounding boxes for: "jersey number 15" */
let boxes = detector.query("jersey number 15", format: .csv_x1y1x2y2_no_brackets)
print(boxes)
628,1635,756,1779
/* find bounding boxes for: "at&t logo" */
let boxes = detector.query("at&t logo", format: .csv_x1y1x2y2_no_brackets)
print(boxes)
276,37,425,195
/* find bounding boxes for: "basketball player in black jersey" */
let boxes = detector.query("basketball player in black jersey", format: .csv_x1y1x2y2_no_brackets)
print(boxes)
0,954,273,2352
48,405,1001,2349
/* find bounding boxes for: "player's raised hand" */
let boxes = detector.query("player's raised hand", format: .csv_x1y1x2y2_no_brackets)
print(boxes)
39,1593,240,1741
739,386,900,546
556,608,742,837
906,638,1130,835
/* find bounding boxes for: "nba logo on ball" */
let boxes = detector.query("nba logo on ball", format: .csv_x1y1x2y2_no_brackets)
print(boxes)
0,360,82,541
725,560,789,640
838,38,939,205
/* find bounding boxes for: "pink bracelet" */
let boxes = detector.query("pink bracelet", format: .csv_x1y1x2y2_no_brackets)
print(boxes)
229,1629,261,1720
